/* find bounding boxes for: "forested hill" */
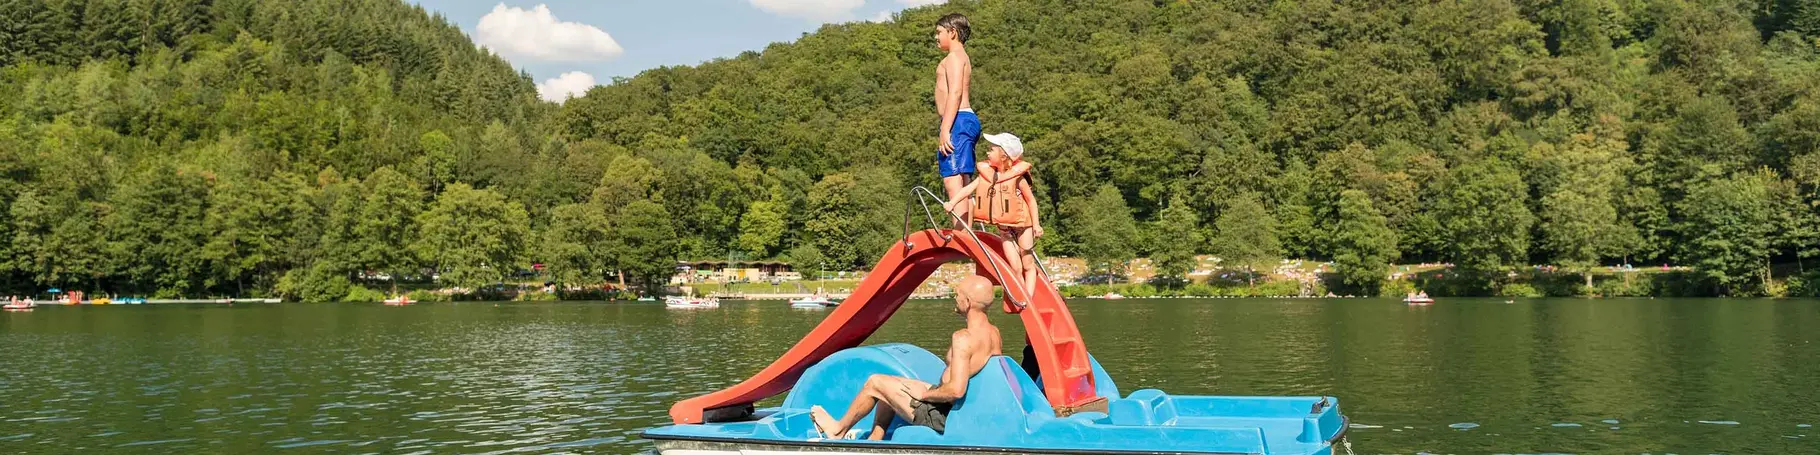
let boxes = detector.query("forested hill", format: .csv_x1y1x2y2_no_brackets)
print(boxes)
0,0,546,300
0,0,1817,300
555,0,1820,296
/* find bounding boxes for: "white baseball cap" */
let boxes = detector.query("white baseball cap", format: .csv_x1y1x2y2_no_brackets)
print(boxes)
982,133,1024,159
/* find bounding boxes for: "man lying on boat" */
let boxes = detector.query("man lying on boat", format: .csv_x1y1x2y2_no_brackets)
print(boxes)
809,274,1002,439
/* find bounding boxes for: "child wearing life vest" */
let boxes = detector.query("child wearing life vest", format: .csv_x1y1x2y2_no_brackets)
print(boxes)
944,133,1043,296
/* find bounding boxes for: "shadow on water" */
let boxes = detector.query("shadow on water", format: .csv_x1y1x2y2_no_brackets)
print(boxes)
1,298,1816,453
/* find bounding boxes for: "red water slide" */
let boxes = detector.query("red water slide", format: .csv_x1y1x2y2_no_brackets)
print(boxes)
668,228,1102,424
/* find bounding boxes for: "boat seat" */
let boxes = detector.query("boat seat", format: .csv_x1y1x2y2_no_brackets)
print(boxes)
1025,349,1123,401
891,355,1052,443
769,343,946,438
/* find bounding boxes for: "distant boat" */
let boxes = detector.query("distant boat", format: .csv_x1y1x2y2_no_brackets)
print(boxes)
637,296,657,302
1404,294,1434,305
3,297,33,311
115,297,146,305
792,266,840,308
666,296,719,309
1101,292,1126,300
383,295,413,306
789,296,838,309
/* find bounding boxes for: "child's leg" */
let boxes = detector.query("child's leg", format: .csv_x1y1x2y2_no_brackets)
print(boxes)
1018,227,1039,295
999,227,1025,293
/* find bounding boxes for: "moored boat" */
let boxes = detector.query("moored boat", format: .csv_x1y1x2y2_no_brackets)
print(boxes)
1403,292,1433,305
2,297,33,311
666,296,720,309
789,296,838,309
382,295,413,306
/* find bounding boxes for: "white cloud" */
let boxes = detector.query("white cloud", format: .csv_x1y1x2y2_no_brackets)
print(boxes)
536,71,597,103
477,4,623,62
868,10,894,22
898,0,943,6
747,0,866,21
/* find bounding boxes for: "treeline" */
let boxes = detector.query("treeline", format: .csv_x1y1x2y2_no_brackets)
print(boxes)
556,0,1820,297
1,0,1818,299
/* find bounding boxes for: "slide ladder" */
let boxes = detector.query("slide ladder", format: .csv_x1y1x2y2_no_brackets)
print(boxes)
668,228,1104,424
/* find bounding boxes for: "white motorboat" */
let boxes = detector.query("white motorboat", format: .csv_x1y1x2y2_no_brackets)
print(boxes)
789,296,838,308
666,296,720,309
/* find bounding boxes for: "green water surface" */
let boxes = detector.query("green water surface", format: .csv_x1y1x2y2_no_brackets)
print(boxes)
2,298,1816,454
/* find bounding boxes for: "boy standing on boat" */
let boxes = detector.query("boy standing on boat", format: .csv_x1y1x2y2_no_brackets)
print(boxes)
933,13,980,224
809,275,1002,440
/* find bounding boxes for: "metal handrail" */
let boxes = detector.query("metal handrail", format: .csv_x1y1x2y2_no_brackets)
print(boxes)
901,186,1030,308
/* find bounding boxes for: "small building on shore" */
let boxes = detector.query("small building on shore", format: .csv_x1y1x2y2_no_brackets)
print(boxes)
672,260,798,284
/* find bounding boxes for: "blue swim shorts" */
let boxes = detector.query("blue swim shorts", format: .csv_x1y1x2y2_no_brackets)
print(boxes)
938,110,980,178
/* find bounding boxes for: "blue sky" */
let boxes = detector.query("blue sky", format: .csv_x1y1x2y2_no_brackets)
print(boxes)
412,0,942,101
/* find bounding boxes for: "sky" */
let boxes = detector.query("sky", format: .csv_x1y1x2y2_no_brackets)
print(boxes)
412,0,944,102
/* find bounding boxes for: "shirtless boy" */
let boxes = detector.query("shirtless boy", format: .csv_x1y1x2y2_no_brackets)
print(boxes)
809,275,1002,439
933,13,979,223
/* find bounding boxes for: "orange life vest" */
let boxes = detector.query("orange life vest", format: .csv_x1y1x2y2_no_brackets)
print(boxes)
970,165,1031,228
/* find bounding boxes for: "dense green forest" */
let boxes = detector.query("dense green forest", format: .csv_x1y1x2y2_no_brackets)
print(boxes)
1,0,1818,299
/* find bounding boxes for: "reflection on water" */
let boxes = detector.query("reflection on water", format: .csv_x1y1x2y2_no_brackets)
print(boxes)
1,298,1817,453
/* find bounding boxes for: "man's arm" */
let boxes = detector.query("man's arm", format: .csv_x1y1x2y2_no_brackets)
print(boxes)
918,333,975,402
938,59,965,155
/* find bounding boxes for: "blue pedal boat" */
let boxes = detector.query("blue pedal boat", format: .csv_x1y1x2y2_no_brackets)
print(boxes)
645,227,1349,455
644,343,1348,455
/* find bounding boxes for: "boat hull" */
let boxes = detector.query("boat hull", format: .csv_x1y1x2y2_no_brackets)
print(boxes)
652,438,1263,455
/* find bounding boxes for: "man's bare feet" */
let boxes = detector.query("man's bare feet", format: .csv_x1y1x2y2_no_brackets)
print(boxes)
809,405,844,439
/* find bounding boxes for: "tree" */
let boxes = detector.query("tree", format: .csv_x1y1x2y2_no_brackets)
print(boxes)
413,183,530,290
612,199,677,292
1211,192,1281,288
804,173,864,269
109,164,213,296
1434,160,1534,284
1677,173,1775,295
202,175,311,295
1150,195,1201,285
416,130,457,194
356,167,423,293
9,190,110,289
1535,120,1635,288
537,203,614,286
1332,190,1398,295
1067,184,1139,277
738,198,787,258
591,154,660,209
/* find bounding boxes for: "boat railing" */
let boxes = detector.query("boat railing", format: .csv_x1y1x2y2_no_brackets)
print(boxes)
901,186,1053,309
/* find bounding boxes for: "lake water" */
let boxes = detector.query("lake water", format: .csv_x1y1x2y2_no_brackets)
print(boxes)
2,298,1816,454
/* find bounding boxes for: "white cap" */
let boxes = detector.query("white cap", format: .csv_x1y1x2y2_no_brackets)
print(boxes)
982,133,1024,159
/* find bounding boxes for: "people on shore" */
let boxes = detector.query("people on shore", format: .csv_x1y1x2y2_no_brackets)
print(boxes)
944,133,1042,296
809,275,1002,439
932,13,978,226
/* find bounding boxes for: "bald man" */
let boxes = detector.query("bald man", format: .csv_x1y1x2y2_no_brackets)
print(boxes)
810,275,1003,440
